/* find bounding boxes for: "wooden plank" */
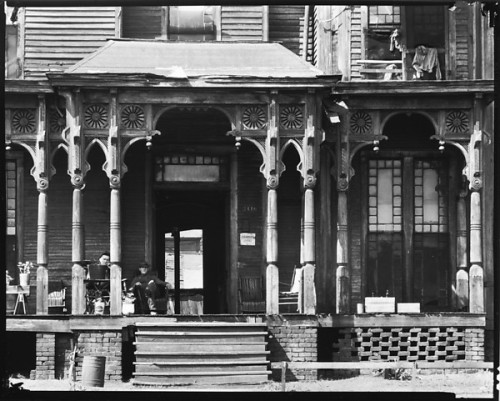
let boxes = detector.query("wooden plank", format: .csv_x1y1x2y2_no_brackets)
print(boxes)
359,68,403,74
271,361,493,370
134,360,268,366
135,350,270,356
133,373,269,385
317,313,485,328
7,318,71,332
133,370,271,377
134,364,268,373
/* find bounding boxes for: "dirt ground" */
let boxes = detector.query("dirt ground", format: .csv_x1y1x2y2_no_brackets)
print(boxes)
7,370,494,398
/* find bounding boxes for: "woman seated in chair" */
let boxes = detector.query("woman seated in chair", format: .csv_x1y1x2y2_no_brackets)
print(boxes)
128,262,172,315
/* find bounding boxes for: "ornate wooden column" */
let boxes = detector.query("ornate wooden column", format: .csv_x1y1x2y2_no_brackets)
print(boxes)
468,107,484,314
336,114,350,314
265,93,281,314
106,89,123,315
34,95,50,314
62,89,87,315
455,179,469,310
300,93,319,314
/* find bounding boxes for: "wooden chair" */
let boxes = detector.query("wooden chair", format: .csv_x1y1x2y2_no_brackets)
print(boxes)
238,276,266,313
48,280,67,313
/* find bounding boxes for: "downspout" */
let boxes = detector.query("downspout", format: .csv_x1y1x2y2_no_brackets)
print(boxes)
302,5,310,60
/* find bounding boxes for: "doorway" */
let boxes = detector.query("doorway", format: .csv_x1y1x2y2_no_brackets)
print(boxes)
155,190,227,314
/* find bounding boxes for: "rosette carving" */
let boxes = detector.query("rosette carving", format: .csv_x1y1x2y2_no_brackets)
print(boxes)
84,104,108,129
49,110,66,134
121,105,145,129
446,111,469,134
280,105,304,129
12,109,36,134
242,106,266,130
350,111,372,135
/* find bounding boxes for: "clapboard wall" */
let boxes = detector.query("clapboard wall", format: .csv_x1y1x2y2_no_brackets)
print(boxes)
237,142,265,279
220,6,266,42
23,7,117,79
268,5,305,56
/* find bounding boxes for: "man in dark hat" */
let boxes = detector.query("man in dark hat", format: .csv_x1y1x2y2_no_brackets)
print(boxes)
128,262,172,314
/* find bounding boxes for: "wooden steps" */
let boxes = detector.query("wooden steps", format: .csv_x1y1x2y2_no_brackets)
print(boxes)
133,322,270,386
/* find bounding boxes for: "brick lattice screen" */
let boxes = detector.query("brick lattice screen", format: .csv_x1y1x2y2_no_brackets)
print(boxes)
333,327,470,362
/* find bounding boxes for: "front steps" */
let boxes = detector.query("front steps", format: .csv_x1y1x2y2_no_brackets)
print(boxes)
133,322,270,386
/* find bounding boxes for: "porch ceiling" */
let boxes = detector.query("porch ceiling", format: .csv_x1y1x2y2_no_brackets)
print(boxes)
47,39,339,89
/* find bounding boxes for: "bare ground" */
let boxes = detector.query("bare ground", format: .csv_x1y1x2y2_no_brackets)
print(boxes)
7,370,494,398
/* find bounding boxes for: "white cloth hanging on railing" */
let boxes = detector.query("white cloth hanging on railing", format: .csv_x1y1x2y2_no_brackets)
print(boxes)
412,45,442,80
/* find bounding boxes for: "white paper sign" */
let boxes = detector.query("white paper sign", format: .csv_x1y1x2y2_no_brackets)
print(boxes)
240,233,256,246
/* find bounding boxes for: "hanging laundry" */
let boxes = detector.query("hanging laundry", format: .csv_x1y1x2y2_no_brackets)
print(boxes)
412,45,442,80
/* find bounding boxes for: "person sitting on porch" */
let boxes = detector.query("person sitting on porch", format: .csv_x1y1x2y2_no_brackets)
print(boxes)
98,252,111,279
128,262,172,315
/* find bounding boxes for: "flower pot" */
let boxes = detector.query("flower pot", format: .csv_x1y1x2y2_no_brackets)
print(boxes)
19,273,30,287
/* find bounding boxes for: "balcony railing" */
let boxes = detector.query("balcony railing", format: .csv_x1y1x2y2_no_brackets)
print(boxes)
355,47,445,81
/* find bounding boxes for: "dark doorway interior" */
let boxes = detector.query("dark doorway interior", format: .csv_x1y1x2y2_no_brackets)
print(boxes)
5,332,36,378
155,190,227,314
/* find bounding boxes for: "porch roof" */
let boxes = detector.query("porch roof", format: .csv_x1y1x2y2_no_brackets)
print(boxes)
47,39,340,89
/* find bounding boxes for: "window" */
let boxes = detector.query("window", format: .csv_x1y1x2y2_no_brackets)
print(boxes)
121,6,216,41
155,154,228,183
368,6,401,29
365,155,451,310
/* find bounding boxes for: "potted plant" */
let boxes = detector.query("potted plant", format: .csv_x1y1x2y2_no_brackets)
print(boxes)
17,261,34,287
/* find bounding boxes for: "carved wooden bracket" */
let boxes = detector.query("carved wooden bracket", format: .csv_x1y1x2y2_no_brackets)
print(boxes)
29,95,51,192
60,89,88,189
105,89,121,189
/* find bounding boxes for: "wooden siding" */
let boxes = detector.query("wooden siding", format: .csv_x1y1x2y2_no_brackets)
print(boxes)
455,3,471,80
121,147,147,284
332,6,351,80
221,6,265,42
22,152,38,314
237,142,264,279
47,152,73,287
350,7,363,80
268,5,304,56
83,147,111,270
23,7,117,79
121,6,162,39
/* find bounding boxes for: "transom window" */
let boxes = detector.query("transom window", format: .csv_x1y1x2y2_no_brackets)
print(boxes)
155,154,227,183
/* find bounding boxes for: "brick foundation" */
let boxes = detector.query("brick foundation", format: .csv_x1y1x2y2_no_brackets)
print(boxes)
34,330,123,382
74,330,122,381
35,333,56,380
268,324,318,381
331,326,484,362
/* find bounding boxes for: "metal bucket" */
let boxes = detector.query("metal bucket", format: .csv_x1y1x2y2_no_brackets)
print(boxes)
81,356,106,387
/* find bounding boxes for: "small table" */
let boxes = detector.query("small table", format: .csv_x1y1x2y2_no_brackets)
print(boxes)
6,285,30,315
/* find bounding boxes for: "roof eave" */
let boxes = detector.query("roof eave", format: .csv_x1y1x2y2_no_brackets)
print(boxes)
47,73,341,90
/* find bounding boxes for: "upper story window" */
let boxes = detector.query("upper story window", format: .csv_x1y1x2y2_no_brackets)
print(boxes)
122,6,216,41
368,6,401,30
